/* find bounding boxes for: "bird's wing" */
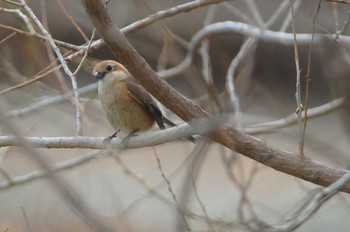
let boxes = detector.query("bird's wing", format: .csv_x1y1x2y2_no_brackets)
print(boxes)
125,79,197,143
126,81,165,130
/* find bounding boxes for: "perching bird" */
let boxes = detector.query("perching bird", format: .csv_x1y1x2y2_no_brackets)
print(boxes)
93,60,195,144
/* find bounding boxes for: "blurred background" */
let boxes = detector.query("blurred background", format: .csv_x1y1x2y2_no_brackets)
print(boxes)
1,0,350,231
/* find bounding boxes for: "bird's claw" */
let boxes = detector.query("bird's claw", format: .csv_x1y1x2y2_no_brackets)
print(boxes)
103,131,119,145
120,129,139,149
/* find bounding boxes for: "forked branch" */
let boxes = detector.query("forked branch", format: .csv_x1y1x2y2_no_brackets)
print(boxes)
82,0,350,193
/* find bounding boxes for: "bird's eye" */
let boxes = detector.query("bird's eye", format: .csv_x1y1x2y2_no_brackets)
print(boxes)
106,65,113,71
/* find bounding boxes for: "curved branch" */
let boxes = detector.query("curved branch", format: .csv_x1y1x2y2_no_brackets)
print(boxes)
69,0,229,61
158,21,350,78
245,97,345,135
81,0,350,194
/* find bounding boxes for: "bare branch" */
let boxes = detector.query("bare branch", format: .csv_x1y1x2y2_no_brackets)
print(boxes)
56,0,89,42
19,0,83,135
123,0,227,34
0,83,97,120
245,0,264,27
158,21,350,78
301,0,321,155
154,148,191,232
0,24,82,50
81,0,350,195
244,97,345,134
0,120,205,149
289,0,304,155
0,6,35,33
267,171,350,232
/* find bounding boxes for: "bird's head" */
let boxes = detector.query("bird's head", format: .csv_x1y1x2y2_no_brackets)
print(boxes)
93,60,128,80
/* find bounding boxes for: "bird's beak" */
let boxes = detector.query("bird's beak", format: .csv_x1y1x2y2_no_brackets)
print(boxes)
95,72,105,79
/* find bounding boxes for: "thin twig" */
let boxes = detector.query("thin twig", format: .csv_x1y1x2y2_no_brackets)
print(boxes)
0,64,62,96
224,0,290,127
337,10,350,36
280,0,303,31
245,0,264,27
325,0,350,3
176,141,209,232
1,83,97,121
113,152,225,226
267,171,350,232
154,148,191,232
0,32,16,45
0,24,82,50
123,0,227,34
0,166,13,184
3,124,112,232
19,0,83,135
73,29,96,75
21,206,33,232
3,0,22,7
301,0,321,156
244,97,345,135
56,0,89,42
41,0,72,95
0,150,107,191
0,0,229,98
0,7,35,33
158,21,350,79
191,174,215,232
226,37,256,128
265,0,289,28
289,0,304,155
332,2,340,35
200,5,222,114
82,0,350,198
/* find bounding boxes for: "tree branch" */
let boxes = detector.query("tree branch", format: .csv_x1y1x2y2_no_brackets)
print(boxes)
81,0,350,194
0,121,203,149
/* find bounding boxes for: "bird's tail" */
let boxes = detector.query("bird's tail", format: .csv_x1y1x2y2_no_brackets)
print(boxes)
162,116,197,143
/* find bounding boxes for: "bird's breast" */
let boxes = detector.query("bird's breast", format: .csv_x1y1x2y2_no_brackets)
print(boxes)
98,82,155,132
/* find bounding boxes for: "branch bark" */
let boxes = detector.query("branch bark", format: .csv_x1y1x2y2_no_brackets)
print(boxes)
81,0,350,193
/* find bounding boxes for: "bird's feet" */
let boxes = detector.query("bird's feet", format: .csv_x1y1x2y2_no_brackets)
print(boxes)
120,129,139,149
103,130,120,144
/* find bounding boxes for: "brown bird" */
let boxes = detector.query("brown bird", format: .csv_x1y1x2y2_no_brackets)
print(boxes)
93,60,195,144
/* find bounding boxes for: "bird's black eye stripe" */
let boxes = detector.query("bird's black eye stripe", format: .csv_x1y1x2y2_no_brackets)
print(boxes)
106,65,113,71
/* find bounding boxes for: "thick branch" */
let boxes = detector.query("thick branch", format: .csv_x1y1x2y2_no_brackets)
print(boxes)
81,0,350,193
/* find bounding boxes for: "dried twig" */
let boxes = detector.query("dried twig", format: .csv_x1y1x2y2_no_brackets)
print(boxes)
0,6,35,33
56,0,89,42
19,0,83,135
1,83,97,120
73,29,96,75
82,0,350,196
267,171,350,232
0,24,83,50
244,97,345,135
154,148,191,232
158,21,350,79
0,150,107,191
41,0,72,95
245,0,264,27
191,174,215,231
301,0,321,155
289,0,303,155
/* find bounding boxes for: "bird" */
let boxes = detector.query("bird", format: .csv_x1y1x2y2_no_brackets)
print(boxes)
93,60,196,144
